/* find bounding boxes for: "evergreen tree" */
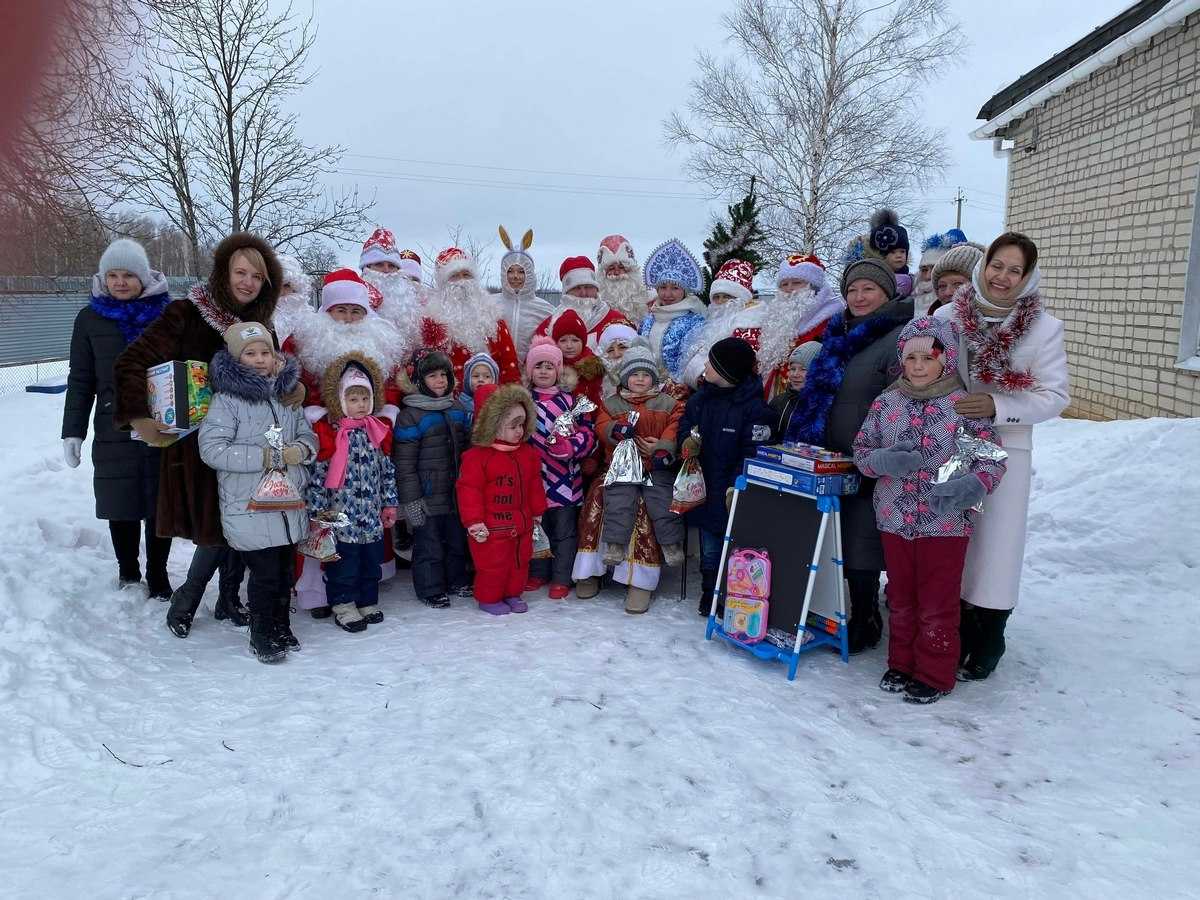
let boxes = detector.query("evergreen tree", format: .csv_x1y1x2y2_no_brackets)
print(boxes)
700,176,768,303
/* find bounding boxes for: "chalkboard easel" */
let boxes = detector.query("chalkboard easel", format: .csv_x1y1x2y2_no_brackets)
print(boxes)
704,473,849,680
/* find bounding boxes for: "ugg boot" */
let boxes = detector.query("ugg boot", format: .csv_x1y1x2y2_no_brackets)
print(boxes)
602,543,626,567
331,602,367,633
359,604,383,624
505,596,528,613
575,576,600,599
624,587,652,615
248,612,286,664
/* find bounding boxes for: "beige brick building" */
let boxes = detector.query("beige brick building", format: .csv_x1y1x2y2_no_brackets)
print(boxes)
974,0,1200,419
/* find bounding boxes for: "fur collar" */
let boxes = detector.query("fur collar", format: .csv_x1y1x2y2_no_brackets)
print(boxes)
649,294,706,321
471,383,537,447
209,349,300,403
207,231,282,326
318,351,386,421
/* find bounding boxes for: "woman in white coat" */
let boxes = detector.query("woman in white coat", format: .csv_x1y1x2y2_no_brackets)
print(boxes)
935,232,1069,680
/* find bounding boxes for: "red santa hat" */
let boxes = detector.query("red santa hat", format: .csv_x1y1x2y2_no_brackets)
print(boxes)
365,281,384,310
435,247,476,287
776,253,826,289
596,234,638,275
559,256,597,294
320,268,372,314
551,308,588,343
360,227,402,269
710,259,754,303
398,248,422,283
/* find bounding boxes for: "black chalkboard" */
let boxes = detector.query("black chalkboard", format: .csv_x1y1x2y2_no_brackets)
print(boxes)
727,482,824,635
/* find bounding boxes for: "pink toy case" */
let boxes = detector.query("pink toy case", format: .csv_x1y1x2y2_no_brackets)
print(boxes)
722,547,771,643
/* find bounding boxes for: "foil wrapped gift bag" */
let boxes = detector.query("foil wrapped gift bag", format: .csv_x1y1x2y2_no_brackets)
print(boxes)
670,429,706,514
531,522,553,560
248,425,306,511
602,410,649,487
298,510,351,562
935,422,1009,513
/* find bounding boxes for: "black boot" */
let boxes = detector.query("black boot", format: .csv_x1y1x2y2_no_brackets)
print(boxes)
145,525,173,601
109,521,142,587
958,606,1012,681
903,679,949,704
248,612,286,663
698,569,721,617
166,586,202,638
214,550,249,625
274,597,301,652
213,592,250,626
846,571,883,655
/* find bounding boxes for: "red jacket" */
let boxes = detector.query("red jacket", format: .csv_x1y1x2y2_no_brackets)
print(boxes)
419,317,522,388
457,443,547,536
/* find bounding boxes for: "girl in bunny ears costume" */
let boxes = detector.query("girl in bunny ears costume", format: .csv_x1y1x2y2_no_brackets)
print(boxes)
497,225,554,361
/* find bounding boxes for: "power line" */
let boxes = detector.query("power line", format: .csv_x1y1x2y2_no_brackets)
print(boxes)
343,152,695,184
334,167,713,202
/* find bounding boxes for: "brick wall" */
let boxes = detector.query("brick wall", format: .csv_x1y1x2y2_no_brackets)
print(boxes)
1001,13,1200,420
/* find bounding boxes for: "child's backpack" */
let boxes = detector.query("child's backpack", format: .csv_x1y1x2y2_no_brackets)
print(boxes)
722,547,770,643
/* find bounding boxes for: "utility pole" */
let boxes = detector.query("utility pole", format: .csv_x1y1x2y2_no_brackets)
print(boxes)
953,188,966,229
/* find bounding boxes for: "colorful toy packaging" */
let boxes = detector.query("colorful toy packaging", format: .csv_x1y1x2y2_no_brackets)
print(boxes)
722,547,771,643
145,359,211,435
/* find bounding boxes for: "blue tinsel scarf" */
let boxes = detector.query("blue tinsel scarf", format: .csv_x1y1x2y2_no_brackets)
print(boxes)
784,309,906,446
90,289,171,343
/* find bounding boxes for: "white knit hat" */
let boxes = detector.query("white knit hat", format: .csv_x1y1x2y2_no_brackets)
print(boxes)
98,239,152,287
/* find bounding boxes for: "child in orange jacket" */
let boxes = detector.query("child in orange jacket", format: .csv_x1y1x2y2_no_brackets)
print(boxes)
456,383,548,615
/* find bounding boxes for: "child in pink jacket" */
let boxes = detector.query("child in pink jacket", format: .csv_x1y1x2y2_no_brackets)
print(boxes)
853,316,1006,704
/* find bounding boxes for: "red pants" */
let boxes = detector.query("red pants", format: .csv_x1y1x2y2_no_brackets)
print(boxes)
468,529,532,604
881,533,969,692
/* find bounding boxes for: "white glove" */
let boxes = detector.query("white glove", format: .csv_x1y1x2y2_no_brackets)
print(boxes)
63,437,83,468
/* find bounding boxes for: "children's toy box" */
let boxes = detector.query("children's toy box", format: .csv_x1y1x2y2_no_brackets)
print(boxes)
146,360,211,435
757,443,855,474
742,457,860,496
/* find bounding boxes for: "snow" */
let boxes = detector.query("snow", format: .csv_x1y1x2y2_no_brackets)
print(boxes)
2,389,1198,898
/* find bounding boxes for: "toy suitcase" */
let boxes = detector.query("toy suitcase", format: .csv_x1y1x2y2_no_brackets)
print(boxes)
722,547,771,643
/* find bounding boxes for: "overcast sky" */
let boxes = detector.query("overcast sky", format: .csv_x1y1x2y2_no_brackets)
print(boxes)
295,0,1133,281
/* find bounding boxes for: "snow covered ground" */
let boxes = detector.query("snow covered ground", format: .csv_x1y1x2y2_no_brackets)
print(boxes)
1,388,1197,899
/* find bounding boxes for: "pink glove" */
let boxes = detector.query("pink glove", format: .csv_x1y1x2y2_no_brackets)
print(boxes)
381,507,398,529
468,523,489,543
546,435,573,459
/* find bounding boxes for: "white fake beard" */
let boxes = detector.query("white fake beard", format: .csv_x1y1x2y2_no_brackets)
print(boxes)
362,268,425,348
600,272,650,322
757,286,822,374
273,291,314,340
286,305,403,378
424,280,502,353
687,296,751,356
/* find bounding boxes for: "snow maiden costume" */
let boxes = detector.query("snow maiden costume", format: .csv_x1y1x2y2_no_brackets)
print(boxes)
935,254,1069,677
497,225,554,361
638,238,707,381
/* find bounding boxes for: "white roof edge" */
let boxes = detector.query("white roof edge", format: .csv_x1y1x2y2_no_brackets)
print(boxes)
970,0,1200,140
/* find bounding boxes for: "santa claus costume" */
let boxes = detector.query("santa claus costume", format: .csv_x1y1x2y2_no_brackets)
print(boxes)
497,225,553,361
283,270,407,603
420,247,521,387
638,238,707,381
535,256,632,352
679,259,762,388
359,228,425,362
272,254,312,344
759,253,844,397
596,234,652,325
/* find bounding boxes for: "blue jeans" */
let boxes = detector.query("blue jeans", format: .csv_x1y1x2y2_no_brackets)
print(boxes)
698,528,724,574
324,539,384,607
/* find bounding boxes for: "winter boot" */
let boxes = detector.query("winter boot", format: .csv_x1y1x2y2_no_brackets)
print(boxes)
359,604,384,624
523,576,547,592
624,587,652,615
958,606,1012,680
311,605,332,620
421,594,451,609
697,569,721,618
575,576,600,599
213,592,250,627
548,584,571,600
903,679,949,704
504,596,528,613
958,600,980,668
879,669,912,694
146,570,173,601
602,542,626,567
453,585,475,600
274,597,301,652
248,612,286,664
165,586,202,639
660,543,685,569
478,601,511,616
331,602,367,633
846,575,883,654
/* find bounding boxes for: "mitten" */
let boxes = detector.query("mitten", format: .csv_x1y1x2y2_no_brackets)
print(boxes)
282,444,308,466
546,435,573,459
468,523,489,543
680,434,701,460
381,507,398,529
863,440,922,477
262,445,285,469
403,499,428,529
929,473,987,516
131,417,173,448
281,381,306,409
62,437,82,468
651,449,674,471
610,421,635,441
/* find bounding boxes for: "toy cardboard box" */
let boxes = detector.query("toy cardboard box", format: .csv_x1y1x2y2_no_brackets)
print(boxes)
146,360,211,435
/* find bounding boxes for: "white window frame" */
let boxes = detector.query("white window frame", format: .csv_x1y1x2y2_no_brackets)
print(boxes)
1179,165,1200,372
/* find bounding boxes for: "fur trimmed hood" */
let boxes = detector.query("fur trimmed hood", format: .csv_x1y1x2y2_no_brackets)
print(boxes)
209,232,283,327
559,350,605,392
209,348,300,403
471,383,537,446
319,351,386,422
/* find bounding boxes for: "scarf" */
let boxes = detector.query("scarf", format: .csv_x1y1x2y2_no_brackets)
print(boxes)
90,290,171,344
325,417,390,489
784,306,906,446
490,438,523,452
955,286,1041,393
188,283,241,334
403,393,454,412
891,371,964,400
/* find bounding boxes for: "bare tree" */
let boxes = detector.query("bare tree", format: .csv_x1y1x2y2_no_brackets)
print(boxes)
117,0,374,274
295,240,340,275
665,0,963,264
419,226,496,289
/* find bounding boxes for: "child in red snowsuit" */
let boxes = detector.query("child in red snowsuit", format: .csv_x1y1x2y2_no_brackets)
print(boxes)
456,383,548,615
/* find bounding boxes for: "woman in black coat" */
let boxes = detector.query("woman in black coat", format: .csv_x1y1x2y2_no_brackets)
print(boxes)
783,258,913,653
62,239,173,597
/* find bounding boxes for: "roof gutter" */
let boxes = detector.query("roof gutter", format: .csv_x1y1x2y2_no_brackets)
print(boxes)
970,0,1200,140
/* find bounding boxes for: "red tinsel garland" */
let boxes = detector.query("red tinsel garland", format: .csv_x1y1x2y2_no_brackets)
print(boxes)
954,288,1040,393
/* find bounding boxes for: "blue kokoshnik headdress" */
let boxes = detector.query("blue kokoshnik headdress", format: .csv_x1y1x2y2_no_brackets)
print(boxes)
642,238,703,295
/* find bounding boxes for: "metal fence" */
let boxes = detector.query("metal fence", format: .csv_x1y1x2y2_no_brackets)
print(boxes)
0,275,197,395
